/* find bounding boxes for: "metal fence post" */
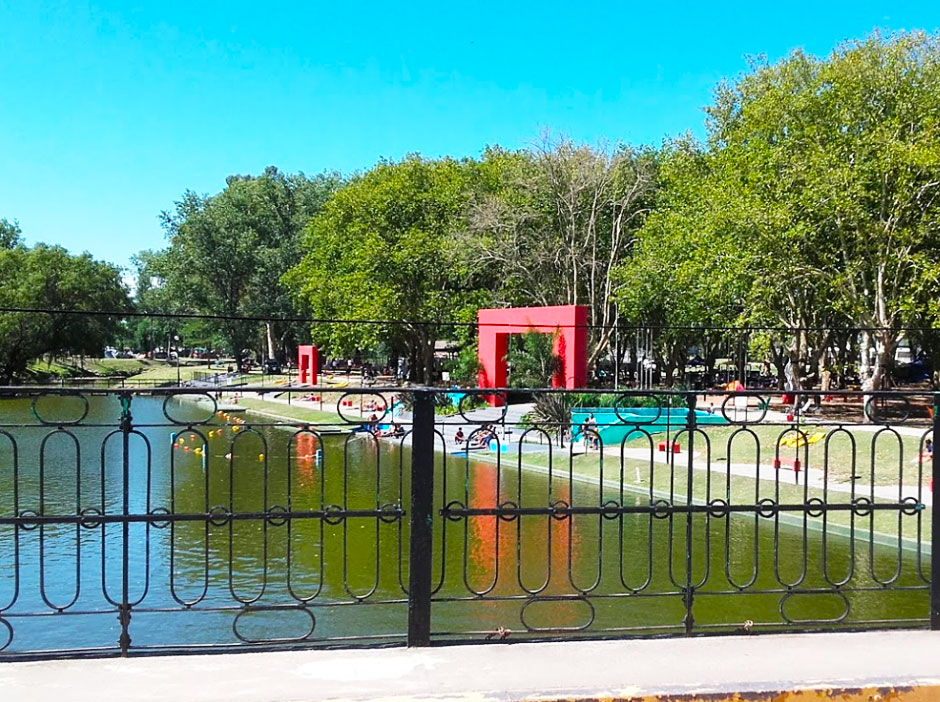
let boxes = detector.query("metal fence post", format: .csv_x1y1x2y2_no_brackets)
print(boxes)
407,389,435,646
931,393,940,629
684,391,697,635
118,392,133,654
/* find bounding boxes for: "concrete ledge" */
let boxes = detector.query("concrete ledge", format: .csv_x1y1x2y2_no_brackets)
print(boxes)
2,631,940,702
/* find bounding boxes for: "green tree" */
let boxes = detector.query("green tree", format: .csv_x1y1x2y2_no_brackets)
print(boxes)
151,167,342,367
505,329,561,388
470,136,658,368
0,219,22,249
706,31,940,387
287,156,494,383
0,240,130,382
620,32,940,389
614,140,753,385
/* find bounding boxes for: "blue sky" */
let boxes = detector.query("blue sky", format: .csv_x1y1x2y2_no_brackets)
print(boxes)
1,1,938,273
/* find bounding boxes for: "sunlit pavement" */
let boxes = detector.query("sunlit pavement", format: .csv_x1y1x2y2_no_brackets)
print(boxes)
2,630,940,702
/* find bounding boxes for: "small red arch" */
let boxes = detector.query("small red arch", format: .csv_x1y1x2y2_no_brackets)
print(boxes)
297,345,318,384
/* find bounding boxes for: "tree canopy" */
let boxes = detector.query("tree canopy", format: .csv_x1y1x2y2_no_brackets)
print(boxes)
470,136,658,366
0,236,130,382
617,31,940,387
144,167,342,365
287,156,495,382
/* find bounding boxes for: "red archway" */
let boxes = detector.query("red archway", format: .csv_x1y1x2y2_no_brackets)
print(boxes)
477,305,588,406
297,344,318,384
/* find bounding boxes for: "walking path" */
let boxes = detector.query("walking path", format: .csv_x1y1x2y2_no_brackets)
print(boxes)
3,631,940,702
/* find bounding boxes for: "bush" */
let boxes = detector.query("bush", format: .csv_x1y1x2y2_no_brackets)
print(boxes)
506,330,560,388
567,392,671,409
527,394,571,439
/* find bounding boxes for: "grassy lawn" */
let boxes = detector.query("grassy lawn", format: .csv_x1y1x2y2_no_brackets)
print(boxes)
473,438,930,547
235,372,295,387
236,396,349,427
29,357,152,377
85,358,150,374
615,423,931,486
27,357,222,383
129,363,210,383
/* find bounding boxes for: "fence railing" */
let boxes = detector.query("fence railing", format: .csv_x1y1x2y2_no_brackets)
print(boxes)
0,385,936,659
189,370,249,387
46,376,180,389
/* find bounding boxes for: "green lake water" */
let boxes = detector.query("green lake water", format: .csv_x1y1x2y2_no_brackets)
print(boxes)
0,395,929,655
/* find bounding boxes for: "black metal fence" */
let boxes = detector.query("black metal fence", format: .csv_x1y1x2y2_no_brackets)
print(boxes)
189,370,249,387
0,385,936,659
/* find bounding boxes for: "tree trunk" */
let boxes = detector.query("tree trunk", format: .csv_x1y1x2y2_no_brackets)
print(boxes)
785,346,802,392
833,332,850,388
423,340,436,386
265,322,276,361
629,333,638,388
859,331,872,385
769,343,786,391
870,333,898,391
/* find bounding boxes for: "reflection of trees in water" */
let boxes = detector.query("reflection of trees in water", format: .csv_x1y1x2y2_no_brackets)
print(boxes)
166,427,409,606
169,427,308,603
0,397,146,616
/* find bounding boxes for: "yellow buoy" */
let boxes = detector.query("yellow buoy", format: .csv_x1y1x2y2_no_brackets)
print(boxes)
232,425,240,433
258,453,265,461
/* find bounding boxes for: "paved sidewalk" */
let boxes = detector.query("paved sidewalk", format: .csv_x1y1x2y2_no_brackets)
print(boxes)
2,631,940,702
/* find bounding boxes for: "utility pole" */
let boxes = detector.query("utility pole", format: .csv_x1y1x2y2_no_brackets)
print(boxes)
174,334,180,386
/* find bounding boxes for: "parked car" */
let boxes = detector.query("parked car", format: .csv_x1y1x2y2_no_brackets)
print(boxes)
263,358,282,374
